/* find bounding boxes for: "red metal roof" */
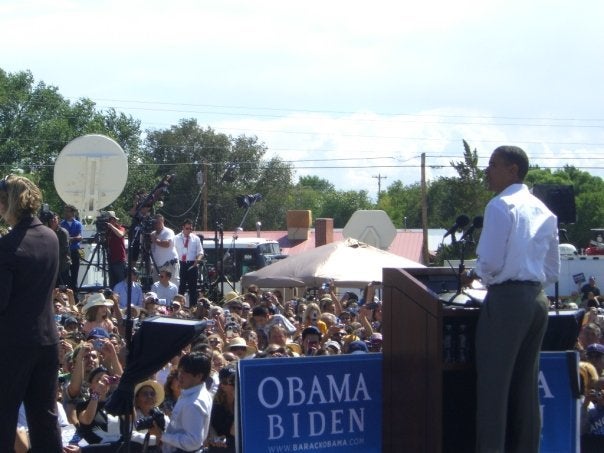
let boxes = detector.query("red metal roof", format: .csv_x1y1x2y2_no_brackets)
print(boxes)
196,229,425,264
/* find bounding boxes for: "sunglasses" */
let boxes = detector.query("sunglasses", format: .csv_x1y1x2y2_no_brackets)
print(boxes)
138,390,156,397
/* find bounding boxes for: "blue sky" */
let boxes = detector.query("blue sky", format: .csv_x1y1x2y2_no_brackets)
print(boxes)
1,0,603,199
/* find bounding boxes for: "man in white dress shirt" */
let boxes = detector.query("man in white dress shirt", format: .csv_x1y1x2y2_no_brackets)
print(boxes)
174,218,204,307
466,145,559,452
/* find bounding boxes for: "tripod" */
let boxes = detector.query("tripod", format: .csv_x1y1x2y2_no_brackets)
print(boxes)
78,231,109,292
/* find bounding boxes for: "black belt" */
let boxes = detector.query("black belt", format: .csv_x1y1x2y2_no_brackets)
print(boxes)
489,280,541,288
180,260,196,264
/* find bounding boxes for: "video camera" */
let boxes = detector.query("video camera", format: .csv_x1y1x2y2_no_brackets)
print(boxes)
140,216,157,235
95,211,113,234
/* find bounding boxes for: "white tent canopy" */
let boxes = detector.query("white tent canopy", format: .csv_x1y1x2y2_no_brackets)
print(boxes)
240,238,425,289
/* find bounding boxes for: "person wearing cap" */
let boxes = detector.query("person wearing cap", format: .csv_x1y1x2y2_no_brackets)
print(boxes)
347,340,369,354
464,146,559,453
368,332,383,352
175,218,204,307
0,175,64,452
144,291,161,316
208,366,237,452
103,210,127,289
113,266,144,309
81,293,115,336
324,340,342,355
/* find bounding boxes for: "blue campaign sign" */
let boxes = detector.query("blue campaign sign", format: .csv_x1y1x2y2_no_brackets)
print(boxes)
539,351,580,453
238,353,382,453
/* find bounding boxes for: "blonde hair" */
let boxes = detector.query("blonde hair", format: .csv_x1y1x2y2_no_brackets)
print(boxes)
0,175,43,225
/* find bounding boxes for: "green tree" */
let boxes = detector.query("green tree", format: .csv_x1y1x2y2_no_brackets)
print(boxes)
0,68,143,219
143,119,295,231
378,181,421,229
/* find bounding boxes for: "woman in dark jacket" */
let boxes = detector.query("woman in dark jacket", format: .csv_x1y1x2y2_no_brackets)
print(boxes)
0,175,62,452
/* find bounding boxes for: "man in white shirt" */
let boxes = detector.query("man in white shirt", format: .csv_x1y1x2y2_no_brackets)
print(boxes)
150,214,180,286
174,218,204,307
149,352,213,453
467,145,559,453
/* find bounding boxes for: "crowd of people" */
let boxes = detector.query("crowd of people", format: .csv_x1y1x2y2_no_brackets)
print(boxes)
11,145,604,452
0,174,383,452
21,266,384,451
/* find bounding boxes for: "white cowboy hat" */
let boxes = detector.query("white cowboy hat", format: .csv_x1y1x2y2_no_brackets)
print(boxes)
82,293,113,313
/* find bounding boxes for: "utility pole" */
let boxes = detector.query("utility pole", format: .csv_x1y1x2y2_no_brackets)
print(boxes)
202,162,209,231
421,153,430,264
373,173,388,198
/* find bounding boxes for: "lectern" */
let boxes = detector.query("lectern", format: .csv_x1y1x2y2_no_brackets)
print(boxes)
382,267,479,453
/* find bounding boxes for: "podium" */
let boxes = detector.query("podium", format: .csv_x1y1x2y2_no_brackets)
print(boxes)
382,267,479,453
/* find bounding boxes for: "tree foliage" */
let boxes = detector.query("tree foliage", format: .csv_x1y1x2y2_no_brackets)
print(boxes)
143,119,295,231
4,67,604,252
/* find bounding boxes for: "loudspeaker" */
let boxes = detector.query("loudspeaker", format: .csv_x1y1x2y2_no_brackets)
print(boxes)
532,184,576,224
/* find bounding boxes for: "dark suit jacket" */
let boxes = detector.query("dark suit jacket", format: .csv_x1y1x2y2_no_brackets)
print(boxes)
0,216,59,346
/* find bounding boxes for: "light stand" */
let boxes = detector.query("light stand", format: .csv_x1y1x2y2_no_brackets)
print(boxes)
232,193,262,282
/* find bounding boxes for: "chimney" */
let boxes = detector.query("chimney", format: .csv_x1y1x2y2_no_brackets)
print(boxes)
315,218,334,247
286,210,312,241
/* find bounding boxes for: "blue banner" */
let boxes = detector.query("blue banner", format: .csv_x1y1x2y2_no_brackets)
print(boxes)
539,351,580,453
238,354,382,453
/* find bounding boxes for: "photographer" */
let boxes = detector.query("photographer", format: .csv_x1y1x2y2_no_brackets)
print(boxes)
132,379,167,452
102,211,127,289
75,366,123,450
150,214,180,287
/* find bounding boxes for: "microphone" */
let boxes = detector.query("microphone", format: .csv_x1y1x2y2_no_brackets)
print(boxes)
443,215,470,239
460,216,484,242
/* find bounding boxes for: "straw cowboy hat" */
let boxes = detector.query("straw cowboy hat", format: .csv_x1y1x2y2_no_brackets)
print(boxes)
222,290,243,305
225,337,257,356
82,293,113,314
134,379,165,406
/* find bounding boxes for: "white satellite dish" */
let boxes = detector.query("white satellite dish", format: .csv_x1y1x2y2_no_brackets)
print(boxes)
54,134,128,220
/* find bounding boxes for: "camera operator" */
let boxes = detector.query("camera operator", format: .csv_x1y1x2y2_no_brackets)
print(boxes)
103,211,127,289
150,214,180,287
